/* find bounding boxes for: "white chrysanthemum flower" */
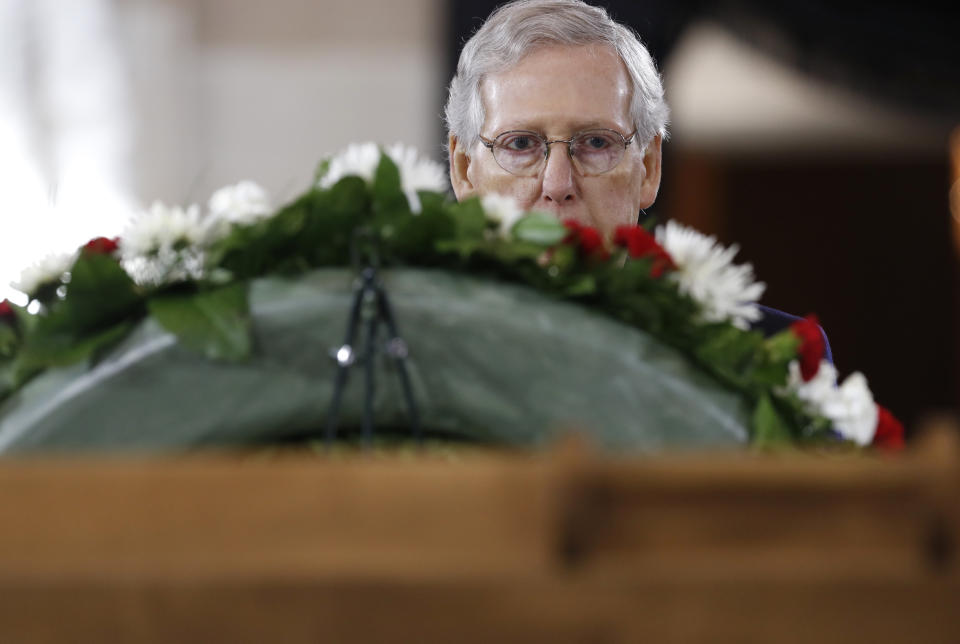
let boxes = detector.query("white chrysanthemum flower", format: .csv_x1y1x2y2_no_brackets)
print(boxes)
121,201,207,256
786,359,878,445
318,142,448,214
787,359,840,409
384,143,448,213
208,181,272,226
656,220,765,330
119,201,209,286
481,193,524,238
317,142,381,188
11,251,77,298
823,372,878,446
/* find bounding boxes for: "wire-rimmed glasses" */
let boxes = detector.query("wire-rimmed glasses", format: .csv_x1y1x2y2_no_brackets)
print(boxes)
479,128,637,177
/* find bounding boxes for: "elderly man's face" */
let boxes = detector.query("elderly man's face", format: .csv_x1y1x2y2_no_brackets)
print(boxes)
449,43,661,238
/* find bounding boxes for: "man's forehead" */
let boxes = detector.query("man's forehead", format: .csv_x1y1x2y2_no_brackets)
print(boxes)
479,43,633,135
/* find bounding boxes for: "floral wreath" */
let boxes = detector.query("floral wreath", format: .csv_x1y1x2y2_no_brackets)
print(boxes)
0,142,904,451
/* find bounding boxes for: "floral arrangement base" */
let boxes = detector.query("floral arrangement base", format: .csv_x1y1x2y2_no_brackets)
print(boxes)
0,268,751,454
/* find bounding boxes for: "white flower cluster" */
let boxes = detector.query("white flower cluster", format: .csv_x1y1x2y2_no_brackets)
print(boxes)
385,143,449,213
120,181,272,287
318,141,381,186
481,193,525,238
786,359,878,445
208,181,272,226
10,251,77,298
655,221,765,330
119,202,209,287
317,142,448,213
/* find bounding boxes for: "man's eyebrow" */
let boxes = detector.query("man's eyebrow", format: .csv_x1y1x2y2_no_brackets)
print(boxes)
494,120,623,134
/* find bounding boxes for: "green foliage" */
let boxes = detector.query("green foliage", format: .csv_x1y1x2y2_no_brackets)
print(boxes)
17,254,143,370
313,158,332,183
19,322,134,370
447,197,487,241
371,154,406,216
147,283,252,361
0,148,831,450
0,325,16,358
0,362,12,401
511,212,568,245
751,393,794,449
59,253,141,331
750,331,801,389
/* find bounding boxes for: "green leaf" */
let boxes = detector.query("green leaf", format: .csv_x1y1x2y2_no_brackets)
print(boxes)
313,157,332,183
0,360,14,403
600,256,655,295
0,349,45,403
448,197,487,241
491,239,548,263
372,154,409,215
694,325,764,384
19,321,135,369
747,329,801,388
434,238,483,257
416,190,449,215
546,244,576,272
9,301,36,332
373,153,401,197
563,274,597,296
148,283,252,361
751,393,794,448
327,177,371,218
0,325,16,357
750,361,791,389
59,253,141,333
765,329,801,364
388,209,455,262
511,212,567,246
208,189,357,276
15,254,143,369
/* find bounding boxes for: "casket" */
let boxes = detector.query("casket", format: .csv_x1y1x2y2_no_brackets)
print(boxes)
0,268,751,454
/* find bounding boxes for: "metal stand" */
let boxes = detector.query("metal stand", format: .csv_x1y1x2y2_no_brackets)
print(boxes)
324,261,421,447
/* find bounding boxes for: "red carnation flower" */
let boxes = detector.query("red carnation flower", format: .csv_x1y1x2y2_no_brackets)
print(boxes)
562,220,609,260
0,299,14,325
577,227,608,260
790,314,826,382
612,225,675,278
82,236,120,256
562,219,583,240
872,405,905,451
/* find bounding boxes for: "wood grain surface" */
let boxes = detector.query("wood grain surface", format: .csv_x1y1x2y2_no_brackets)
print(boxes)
0,424,956,643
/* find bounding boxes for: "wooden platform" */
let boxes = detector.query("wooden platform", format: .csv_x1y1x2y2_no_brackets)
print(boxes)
0,425,956,643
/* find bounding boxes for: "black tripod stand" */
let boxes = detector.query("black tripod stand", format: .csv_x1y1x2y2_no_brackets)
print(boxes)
324,238,421,446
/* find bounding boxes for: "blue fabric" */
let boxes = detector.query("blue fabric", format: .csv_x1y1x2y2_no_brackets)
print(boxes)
752,304,834,365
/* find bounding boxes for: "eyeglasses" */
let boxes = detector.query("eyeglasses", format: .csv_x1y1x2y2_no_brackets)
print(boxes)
479,128,637,177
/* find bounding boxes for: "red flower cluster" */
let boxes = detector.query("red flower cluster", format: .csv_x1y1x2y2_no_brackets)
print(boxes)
82,236,120,256
612,225,675,278
872,405,905,451
790,314,826,382
0,299,14,325
562,220,609,260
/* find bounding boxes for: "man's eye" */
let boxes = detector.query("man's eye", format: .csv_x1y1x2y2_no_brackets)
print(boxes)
502,135,538,152
583,135,611,149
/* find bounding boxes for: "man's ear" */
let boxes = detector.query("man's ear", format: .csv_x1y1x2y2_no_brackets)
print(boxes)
635,135,662,209
449,134,476,201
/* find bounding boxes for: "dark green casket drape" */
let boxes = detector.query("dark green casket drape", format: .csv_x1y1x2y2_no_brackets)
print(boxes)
0,269,751,453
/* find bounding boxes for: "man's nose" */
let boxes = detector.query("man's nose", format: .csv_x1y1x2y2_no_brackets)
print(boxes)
540,143,576,204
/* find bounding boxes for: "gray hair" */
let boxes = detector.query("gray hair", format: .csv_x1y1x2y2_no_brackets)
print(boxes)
444,0,669,154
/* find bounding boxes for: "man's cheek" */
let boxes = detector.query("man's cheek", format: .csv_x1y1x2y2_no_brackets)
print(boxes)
486,178,536,210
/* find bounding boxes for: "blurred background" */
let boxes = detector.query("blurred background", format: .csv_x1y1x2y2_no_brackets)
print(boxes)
0,0,957,434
